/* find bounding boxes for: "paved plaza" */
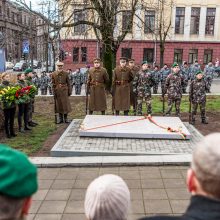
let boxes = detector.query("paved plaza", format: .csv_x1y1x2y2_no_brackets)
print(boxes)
28,166,190,220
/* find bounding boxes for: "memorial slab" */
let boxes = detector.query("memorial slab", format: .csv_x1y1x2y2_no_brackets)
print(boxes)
79,115,191,140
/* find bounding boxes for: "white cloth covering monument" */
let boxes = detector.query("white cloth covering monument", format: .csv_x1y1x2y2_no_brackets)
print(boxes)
79,115,191,140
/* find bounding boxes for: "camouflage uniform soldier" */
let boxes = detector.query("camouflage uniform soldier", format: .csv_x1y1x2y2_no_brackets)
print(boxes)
133,61,155,115
112,57,133,116
40,71,49,95
189,70,209,124
87,58,109,115
165,62,184,116
32,72,40,95
160,64,171,95
84,65,90,94
73,68,84,95
180,62,190,93
189,60,201,81
128,58,139,115
151,65,160,94
204,61,215,93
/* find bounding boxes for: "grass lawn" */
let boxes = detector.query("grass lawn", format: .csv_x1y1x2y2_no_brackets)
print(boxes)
1,95,220,155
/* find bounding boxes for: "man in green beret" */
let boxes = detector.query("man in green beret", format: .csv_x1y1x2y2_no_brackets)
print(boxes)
0,144,38,219
25,68,38,127
133,61,155,115
164,62,184,116
189,70,209,124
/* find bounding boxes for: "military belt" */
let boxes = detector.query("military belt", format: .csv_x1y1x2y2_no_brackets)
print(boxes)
90,82,104,86
115,80,129,85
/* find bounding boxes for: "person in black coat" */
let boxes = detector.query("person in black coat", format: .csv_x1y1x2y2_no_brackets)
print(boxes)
140,133,220,220
0,72,16,138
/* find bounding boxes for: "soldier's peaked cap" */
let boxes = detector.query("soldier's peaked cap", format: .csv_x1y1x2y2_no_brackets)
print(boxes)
172,62,179,68
120,57,128,61
196,70,203,75
141,61,148,65
93,58,101,62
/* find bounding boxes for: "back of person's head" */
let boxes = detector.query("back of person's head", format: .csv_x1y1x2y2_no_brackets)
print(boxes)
0,144,38,220
85,174,130,220
189,133,220,199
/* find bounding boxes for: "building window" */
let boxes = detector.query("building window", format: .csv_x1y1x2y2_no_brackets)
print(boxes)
190,7,200,35
73,47,79,62
174,49,183,64
188,49,198,64
81,47,87,62
74,9,86,33
122,11,132,32
144,10,155,33
204,49,213,64
121,48,132,59
143,48,154,63
175,7,185,34
205,8,216,35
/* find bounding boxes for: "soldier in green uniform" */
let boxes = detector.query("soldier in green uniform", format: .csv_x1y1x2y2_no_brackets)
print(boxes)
133,61,155,116
87,58,109,115
189,70,209,125
164,62,184,116
25,68,38,127
128,58,139,115
112,57,133,115
0,145,38,220
151,65,160,94
52,62,72,123
40,71,49,95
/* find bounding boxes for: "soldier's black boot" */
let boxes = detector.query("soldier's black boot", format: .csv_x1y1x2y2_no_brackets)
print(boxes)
101,111,105,115
201,118,208,124
89,111,93,115
57,114,64,124
124,110,129,116
116,111,119,116
64,114,71,123
24,124,32,131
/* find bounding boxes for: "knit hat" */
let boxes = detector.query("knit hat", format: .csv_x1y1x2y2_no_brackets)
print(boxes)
0,144,38,198
85,174,130,220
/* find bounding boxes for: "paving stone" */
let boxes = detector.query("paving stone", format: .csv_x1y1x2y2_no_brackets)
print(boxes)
69,189,86,201
38,169,60,180
34,214,62,220
131,200,145,214
45,190,71,201
38,180,54,190
51,180,75,189
130,189,143,200
144,200,172,214
119,171,140,180
161,169,183,179
140,170,162,179
29,201,42,214
163,179,186,188
74,179,92,189
62,214,87,220
166,188,190,200
77,171,99,180
143,189,168,200
64,200,84,213
38,201,67,214
170,200,189,213
27,214,35,220
56,170,78,180
125,179,142,189
33,190,48,201
141,179,164,189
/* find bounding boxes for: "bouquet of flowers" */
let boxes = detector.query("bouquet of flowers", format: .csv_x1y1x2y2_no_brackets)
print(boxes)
29,85,37,98
15,86,31,104
0,86,20,108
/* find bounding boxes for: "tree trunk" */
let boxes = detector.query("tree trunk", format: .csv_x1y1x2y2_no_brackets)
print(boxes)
160,43,165,68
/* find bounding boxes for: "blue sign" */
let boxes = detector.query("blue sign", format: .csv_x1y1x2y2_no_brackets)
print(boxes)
23,40,29,54
0,48,6,72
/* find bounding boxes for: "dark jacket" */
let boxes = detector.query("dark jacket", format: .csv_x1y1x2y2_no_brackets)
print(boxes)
140,195,220,220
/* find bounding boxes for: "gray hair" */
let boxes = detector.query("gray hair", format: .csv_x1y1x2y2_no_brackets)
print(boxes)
0,194,25,220
192,133,220,199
